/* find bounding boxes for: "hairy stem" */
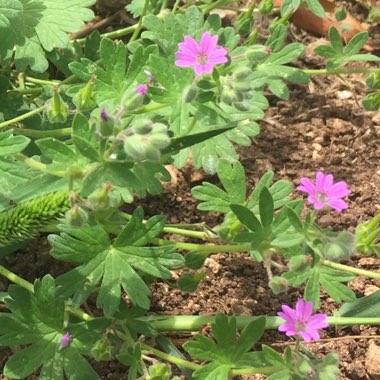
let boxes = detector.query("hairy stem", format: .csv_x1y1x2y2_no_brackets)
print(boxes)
319,259,380,280
0,105,47,130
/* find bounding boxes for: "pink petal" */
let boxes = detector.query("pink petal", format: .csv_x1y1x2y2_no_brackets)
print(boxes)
323,174,334,189
329,181,351,197
280,305,297,320
315,171,326,189
301,301,313,321
194,63,213,76
200,32,218,55
328,199,348,211
298,178,316,194
183,36,200,55
308,314,328,329
175,59,195,67
307,196,325,209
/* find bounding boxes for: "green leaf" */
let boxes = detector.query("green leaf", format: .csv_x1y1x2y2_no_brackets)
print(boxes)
305,268,320,308
338,290,380,317
0,130,30,155
72,113,99,161
328,27,344,55
36,137,79,163
286,207,303,233
259,187,274,228
0,0,95,72
230,204,262,232
344,31,369,55
305,0,325,18
265,43,305,65
52,222,184,315
177,272,207,292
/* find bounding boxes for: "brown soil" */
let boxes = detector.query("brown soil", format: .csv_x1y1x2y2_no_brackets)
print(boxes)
1,1,380,379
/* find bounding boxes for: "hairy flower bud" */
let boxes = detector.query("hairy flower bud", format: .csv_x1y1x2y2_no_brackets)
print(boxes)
221,89,237,105
59,332,72,350
258,0,274,15
65,205,88,227
288,255,313,273
245,45,269,62
47,86,69,124
99,109,114,137
324,231,355,262
233,68,252,81
183,85,198,103
73,75,97,111
91,340,112,361
150,133,170,150
234,101,250,112
269,276,289,295
132,119,153,135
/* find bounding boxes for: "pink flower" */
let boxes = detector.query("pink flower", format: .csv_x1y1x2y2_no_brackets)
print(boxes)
175,31,228,76
59,332,72,349
136,84,148,95
297,171,351,212
278,300,328,342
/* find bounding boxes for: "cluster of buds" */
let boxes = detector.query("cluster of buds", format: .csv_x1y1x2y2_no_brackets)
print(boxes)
220,66,260,112
121,118,170,161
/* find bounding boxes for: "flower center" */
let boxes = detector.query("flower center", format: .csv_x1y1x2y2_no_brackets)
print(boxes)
295,321,307,331
315,190,329,203
196,53,208,64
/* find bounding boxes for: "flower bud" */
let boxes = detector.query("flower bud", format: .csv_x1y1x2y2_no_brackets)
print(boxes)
234,101,250,112
136,84,148,96
324,232,355,262
88,182,121,213
269,276,289,295
124,92,145,111
91,340,112,361
73,75,97,111
47,86,69,124
234,82,252,92
233,68,252,81
366,72,380,90
183,85,198,103
221,89,237,105
98,109,114,137
132,119,153,135
362,92,380,111
258,0,274,15
245,45,269,62
288,255,313,273
65,205,88,227
149,133,170,150
59,332,72,350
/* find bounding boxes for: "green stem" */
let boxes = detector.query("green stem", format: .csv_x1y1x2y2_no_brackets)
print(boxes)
12,127,72,138
15,153,47,172
153,238,251,253
171,0,181,13
231,366,281,376
141,343,202,371
129,0,150,43
74,25,137,45
319,260,380,280
143,315,380,331
0,105,47,129
25,76,60,86
0,264,34,293
202,0,236,13
127,102,171,114
304,68,380,76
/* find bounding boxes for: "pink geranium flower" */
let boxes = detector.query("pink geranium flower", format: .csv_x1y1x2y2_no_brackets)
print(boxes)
297,171,351,212
175,31,228,76
278,299,328,342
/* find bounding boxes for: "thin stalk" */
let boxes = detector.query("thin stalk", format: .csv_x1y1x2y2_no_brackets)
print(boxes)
25,76,60,86
304,68,380,76
143,315,380,332
153,238,251,253
127,102,171,114
171,0,181,13
319,259,380,280
12,127,72,138
231,366,282,376
0,105,47,129
74,25,137,45
130,0,150,43
141,343,202,371
15,153,47,172
202,0,236,14
0,264,34,293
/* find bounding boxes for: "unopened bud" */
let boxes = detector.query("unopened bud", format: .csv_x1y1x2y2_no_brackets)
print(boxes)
91,340,112,361
234,68,252,81
234,101,250,111
65,205,88,227
59,332,72,349
245,45,269,62
366,73,380,90
136,84,148,96
132,119,153,135
99,109,114,136
288,255,313,273
47,86,69,124
150,133,170,150
258,0,274,15
183,85,198,103
73,75,97,111
268,276,289,295
221,89,236,105
324,232,355,262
